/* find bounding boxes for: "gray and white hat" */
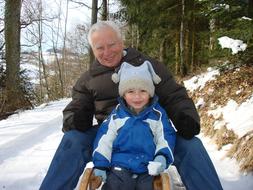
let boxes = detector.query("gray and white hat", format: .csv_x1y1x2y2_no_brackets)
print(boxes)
112,61,161,97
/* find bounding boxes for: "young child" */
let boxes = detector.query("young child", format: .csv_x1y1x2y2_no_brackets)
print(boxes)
92,61,177,190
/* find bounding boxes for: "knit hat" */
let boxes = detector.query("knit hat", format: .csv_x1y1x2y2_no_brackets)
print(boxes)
112,61,161,97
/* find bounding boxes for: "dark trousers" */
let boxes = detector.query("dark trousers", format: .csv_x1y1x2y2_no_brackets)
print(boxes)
102,167,154,190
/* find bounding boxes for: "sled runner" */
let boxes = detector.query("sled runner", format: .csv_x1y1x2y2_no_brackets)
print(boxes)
79,167,171,190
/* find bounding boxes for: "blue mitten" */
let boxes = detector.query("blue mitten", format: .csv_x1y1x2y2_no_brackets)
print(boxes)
154,155,167,172
93,168,107,182
148,155,167,176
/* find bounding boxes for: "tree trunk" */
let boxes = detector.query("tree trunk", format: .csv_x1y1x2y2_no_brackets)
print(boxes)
190,10,196,72
89,0,98,66
191,27,195,72
38,0,49,101
136,25,140,49
101,0,107,20
159,37,166,63
179,0,187,76
53,46,64,98
4,0,24,111
53,1,64,98
248,0,253,17
175,32,179,75
62,0,70,96
209,18,216,51
185,28,189,73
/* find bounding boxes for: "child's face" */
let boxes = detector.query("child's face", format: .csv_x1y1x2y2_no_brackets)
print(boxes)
123,89,150,114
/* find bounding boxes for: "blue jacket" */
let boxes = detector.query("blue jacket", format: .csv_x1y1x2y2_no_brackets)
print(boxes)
92,96,177,174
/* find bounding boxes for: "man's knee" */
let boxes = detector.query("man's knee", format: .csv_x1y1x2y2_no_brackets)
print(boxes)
63,128,97,148
174,136,205,157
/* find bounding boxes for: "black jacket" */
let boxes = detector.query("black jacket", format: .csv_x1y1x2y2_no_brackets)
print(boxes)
62,48,200,139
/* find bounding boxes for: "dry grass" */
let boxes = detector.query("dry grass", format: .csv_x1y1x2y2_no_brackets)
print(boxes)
215,126,237,150
227,131,253,173
186,64,253,173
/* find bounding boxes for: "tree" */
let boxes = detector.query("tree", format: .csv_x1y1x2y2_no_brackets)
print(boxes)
101,0,108,20
36,0,50,102
4,0,30,112
249,0,253,17
62,0,70,96
119,0,253,75
179,0,186,76
89,0,98,65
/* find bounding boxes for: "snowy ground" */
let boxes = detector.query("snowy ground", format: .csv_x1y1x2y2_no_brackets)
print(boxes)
0,98,252,190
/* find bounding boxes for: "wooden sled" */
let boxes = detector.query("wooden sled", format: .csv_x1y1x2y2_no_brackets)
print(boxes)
79,167,171,190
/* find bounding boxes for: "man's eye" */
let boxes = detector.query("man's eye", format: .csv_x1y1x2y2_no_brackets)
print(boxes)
109,43,115,47
97,47,103,50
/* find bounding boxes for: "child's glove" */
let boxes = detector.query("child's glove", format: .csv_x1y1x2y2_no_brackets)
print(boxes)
148,155,167,176
93,168,107,182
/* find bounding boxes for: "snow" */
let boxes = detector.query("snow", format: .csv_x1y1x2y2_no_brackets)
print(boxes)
0,68,253,190
183,67,220,92
208,98,253,138
218,36,247,55
241,16,252,21
20,63,40,84
0,100,67,190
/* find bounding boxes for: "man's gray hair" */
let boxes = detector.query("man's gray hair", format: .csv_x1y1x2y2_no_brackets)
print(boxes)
87,21,122,47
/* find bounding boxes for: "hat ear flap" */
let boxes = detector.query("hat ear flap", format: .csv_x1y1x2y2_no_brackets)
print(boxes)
111,62,125,83
144,60,161,84
111,73,119,83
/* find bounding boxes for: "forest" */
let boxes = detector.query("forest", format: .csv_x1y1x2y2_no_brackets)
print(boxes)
0,0,252,119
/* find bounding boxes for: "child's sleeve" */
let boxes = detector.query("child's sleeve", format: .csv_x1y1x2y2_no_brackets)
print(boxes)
92,112,118,169
153,107,177,168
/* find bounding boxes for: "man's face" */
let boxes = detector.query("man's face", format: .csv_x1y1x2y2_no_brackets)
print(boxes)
90,27,124,68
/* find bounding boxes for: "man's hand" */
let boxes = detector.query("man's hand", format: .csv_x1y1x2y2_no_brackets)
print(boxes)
177,112,200,139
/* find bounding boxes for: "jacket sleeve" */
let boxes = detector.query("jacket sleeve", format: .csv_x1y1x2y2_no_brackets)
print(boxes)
92,111,118,169
62,72,95,132
150,58,200,139
153,106,176,167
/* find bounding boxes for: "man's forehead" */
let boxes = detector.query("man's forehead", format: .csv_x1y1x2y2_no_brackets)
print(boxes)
93,39,118,48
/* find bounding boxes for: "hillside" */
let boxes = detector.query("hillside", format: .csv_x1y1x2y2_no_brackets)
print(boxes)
184,64,253,173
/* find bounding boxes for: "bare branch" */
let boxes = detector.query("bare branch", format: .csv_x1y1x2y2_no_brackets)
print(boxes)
0,42,5,51
70,0,91,9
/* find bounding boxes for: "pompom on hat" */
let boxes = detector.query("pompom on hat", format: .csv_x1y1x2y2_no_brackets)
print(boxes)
112,61,161,97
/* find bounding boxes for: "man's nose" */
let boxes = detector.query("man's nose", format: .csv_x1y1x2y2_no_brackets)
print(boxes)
103,46,112,56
